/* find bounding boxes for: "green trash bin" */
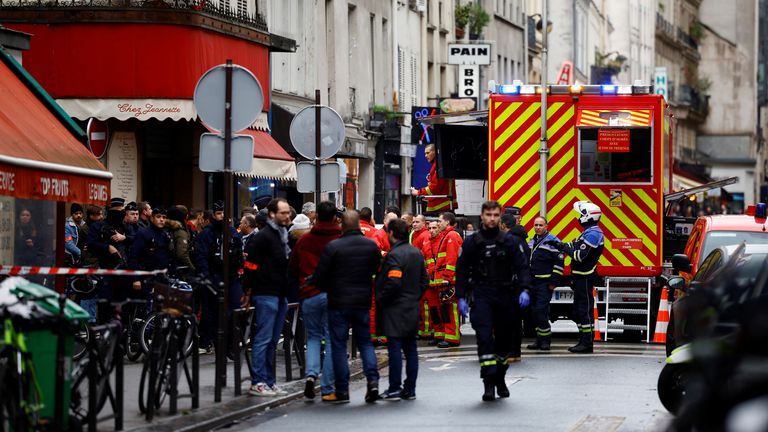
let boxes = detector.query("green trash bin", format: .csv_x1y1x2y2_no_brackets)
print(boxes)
5,279,90,429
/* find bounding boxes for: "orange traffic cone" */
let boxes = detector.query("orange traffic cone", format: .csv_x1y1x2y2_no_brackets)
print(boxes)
593,287,602,341
653,287,670,343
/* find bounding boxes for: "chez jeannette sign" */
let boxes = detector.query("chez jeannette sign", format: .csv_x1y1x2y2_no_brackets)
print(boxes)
116,102,183,119
448,44,491,65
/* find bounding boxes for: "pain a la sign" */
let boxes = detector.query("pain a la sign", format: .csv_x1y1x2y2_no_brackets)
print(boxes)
448,43,491,65
459,65,479,98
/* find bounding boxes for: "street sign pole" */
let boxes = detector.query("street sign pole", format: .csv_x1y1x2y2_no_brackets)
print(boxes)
314,90,322,205
215,59,234,403
538,0,549,218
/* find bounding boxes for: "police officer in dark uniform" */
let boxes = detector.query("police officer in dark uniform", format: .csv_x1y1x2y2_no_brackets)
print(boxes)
195,200,244,353
549,201,604,354
526,216,564,351
86,197,131,304
456,200,531,402
128,207,173,298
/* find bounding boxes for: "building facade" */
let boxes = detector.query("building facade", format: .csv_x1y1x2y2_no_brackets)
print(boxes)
1,0,295,212
697,0,762,211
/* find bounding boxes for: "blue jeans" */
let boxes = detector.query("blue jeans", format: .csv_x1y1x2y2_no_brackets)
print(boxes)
301,293,334,394
386,336,418,394
328,308,379,395
250,295,288,386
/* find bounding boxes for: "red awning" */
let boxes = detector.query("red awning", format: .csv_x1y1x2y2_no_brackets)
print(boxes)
239,129,294,161
576,109,653,127
202,126,296,180
0,53,111,205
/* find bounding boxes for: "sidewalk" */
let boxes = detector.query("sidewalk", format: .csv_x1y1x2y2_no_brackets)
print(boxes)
90,346,389,432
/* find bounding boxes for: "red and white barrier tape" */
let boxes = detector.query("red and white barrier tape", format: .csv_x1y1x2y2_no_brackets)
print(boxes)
0,265,167,277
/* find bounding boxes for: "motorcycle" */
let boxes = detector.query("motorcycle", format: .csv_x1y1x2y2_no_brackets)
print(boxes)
658,248,768,431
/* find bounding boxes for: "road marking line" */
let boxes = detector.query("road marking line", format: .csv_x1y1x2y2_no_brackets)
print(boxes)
569,415,625,432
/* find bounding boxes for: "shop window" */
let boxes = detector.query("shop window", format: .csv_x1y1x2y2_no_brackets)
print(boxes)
578,128,653,184
2,198,56,285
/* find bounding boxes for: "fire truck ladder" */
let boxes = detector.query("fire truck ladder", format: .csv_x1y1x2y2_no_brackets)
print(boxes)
603,276,653,343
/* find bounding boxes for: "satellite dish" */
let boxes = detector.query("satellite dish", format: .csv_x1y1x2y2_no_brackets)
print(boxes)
289,105,345,160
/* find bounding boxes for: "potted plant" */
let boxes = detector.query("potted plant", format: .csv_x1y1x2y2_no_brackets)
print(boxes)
468,3,490,40
455,3,471,39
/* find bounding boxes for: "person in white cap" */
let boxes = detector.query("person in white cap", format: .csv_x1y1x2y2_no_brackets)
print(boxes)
547,201,604,354
302,202,317,225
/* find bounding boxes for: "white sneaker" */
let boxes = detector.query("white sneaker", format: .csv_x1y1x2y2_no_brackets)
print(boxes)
249,382,276,397
270,384,288,395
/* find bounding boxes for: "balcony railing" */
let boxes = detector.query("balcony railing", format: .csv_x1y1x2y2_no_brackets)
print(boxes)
0,0,268,32
656,12,675,38
677,27,698,50
677,84,709,115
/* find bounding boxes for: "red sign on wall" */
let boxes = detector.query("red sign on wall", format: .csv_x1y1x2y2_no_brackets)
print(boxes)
0,163,110,205
597,128,630,152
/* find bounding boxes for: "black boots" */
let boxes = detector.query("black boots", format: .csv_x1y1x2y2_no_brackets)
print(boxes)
539,337,551,351
495,374,510,398
526,337,551,351
482,379,496,401
568,333,593,354
365,380,379,403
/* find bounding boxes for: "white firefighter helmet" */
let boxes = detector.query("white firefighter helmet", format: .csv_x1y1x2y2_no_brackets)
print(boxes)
573,200,602,224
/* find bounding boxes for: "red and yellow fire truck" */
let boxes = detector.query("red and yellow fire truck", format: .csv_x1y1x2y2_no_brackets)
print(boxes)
487,82,672,341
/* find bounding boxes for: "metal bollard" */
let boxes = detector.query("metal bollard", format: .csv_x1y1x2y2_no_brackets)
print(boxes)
168,320,179,415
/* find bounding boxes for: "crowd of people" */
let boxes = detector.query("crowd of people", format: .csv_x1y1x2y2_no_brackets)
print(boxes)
60,188,605,403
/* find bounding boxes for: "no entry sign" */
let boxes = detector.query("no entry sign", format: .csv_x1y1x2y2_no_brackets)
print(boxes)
598,128,630,152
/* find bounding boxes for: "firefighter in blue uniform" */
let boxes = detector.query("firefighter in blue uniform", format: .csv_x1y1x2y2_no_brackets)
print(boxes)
549,201,604,354
526,216,564,351
456,200,531,402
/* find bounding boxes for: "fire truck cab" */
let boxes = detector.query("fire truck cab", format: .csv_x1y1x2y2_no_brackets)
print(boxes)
487,82,671,341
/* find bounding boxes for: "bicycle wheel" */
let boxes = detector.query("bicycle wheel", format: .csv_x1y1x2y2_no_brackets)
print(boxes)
138,318,171,413
94,326,120,414
125,330,143,362
180,317,195,358
139,313,158,354
138,339,171,413
72,322,90,361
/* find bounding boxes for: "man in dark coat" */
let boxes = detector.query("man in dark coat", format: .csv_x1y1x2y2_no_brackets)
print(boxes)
86,197,131,302
128,207,172,299
242,198,291,397
288,201,342,401
376,218,428,401
195,200,244,353
313,210,381,404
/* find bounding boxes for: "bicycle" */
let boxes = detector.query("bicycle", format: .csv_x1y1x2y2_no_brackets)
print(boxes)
138,272,201,358
137,276,202,417
69,298,146,429
0,313,44,431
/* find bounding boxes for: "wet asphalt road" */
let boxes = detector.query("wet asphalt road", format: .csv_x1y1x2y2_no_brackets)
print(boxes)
217,330,673,432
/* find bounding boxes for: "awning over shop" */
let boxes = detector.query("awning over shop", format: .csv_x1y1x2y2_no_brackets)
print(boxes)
58,98,271,130
237,129,296,180
0,49,111,205
576,109,652,127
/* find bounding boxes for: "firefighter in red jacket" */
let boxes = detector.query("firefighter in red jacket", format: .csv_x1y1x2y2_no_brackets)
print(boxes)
359,207,377,239
410,144,458,214
434,212,463,347
410,214,430,251
420,220,442,341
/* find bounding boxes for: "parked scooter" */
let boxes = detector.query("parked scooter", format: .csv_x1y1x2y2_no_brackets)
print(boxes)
658,250,768,431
